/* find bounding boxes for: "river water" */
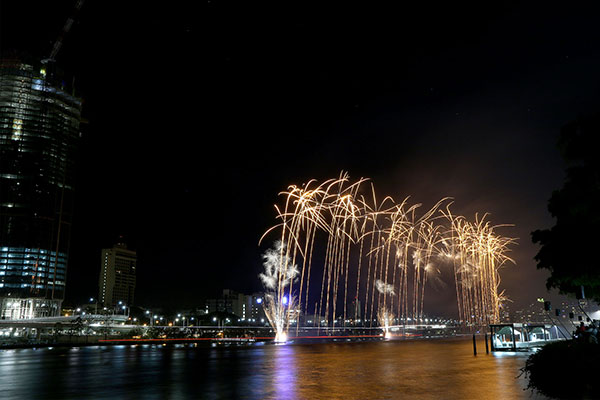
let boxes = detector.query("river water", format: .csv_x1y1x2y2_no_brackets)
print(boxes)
0,338,549,399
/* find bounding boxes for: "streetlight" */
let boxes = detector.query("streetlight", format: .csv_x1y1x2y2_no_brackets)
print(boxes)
89,298,98,314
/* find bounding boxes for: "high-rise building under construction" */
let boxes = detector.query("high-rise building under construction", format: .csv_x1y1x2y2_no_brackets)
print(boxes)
0,58,82,319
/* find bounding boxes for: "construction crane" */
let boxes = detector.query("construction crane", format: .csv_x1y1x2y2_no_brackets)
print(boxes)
43,0,85,300
45,0,85,63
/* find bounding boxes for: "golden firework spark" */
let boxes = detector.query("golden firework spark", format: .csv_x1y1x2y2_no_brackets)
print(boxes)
259,173,517,340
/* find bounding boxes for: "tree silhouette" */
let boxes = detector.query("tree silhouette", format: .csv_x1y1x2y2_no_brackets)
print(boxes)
532,113,600,303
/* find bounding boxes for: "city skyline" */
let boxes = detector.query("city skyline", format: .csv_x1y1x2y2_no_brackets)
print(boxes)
3,3,600,400
1,2,599,316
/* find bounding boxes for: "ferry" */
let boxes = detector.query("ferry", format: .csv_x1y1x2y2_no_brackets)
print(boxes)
489,323,565,351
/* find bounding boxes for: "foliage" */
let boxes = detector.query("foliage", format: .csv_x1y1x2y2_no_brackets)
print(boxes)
523,340,600,399
532,113,600,302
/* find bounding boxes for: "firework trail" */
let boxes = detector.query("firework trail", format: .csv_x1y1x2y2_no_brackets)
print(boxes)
259,173,516,340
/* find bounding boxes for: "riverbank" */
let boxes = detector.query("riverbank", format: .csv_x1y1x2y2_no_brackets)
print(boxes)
0,331,464,350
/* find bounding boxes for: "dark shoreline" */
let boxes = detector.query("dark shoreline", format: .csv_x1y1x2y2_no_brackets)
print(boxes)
0,333,468,350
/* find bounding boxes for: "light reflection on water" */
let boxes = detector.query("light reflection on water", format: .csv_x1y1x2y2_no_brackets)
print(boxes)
0,338,549,399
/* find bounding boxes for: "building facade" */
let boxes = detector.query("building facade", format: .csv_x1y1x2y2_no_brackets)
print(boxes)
0,58,81,319
205,289,267,323
98,243,137,307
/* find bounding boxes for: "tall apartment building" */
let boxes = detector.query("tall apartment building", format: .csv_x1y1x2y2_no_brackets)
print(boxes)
98,242,137,307
0,58,82,319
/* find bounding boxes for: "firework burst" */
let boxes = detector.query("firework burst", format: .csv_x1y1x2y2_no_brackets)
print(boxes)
260,173,516,339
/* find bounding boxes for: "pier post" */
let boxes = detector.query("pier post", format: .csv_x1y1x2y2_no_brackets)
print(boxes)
472,334,477,356
484,333,489,354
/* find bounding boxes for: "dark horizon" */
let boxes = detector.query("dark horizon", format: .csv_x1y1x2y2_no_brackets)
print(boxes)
2,1,599,315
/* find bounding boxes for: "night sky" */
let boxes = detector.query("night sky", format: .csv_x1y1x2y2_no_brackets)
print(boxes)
1,2,599,314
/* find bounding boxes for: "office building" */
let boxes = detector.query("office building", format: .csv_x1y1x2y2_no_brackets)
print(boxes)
98,242,137,307
206,289,267,323
0,58,81,319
